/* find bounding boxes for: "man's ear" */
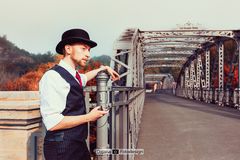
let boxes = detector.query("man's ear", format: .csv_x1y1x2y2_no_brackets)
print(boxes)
64,45,72,55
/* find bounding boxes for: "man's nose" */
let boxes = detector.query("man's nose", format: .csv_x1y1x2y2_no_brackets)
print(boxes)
85,50,90,59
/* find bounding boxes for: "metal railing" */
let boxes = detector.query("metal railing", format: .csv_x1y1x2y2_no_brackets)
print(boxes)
84,71,145,160
176,87,240,108
110,87,145,160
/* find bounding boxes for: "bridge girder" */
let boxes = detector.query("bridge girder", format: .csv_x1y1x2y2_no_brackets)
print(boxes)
144,64,182,69
142,43,202,50
112,28,240,90
140,30,237,39
144,57,187,63
143,51,193,58
141,37,214,44
145,73,172,78
145,73,173,81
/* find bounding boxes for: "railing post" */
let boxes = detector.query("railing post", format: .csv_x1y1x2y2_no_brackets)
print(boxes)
237,39,240,109
205,50,211,103
226,88,229,106
96,71,110,160
234,88,238,108
218,42,224,106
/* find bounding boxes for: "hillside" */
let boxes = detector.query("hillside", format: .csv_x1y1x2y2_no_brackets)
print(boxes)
1,54,111,91
92,55,111,66
0,35,54,84
0,35,112,90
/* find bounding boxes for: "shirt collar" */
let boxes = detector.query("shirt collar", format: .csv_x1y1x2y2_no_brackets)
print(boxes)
58,60,77,78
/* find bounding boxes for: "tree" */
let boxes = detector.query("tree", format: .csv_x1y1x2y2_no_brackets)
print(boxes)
2,55,104,91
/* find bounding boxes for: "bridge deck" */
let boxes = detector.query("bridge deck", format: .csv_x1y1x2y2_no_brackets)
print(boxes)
136,94,240,160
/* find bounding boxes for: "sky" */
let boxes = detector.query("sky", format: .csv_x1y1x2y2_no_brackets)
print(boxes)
0,0,239,57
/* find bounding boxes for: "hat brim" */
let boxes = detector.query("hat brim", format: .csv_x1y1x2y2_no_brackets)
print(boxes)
56,37,97,54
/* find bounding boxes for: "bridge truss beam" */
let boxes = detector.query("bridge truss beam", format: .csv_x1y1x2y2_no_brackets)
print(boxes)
108,27,240,160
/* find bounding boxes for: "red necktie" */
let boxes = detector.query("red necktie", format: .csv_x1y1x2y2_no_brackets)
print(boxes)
75,72,82,87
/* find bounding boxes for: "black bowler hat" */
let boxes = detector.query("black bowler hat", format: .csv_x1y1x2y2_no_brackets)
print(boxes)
56,28,97,54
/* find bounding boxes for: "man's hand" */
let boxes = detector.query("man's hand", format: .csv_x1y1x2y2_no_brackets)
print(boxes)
101,65,120,81
86,106,109,122
49,106,108,131
85,65,120,82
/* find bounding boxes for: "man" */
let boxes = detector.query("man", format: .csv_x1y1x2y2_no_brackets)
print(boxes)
39,28,120,160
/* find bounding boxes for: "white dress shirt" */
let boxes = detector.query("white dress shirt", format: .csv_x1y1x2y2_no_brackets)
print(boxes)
39,60,87,130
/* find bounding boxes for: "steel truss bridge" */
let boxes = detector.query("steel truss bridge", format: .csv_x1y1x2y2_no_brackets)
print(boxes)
112,28,240,107
93,27,240,160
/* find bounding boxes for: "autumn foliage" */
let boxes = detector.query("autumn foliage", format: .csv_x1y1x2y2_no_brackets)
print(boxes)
1,55,103,91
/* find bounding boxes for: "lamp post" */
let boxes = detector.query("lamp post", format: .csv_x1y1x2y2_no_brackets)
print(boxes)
96,71,110,160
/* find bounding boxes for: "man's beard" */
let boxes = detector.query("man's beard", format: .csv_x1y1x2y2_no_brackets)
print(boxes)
75,59,87,67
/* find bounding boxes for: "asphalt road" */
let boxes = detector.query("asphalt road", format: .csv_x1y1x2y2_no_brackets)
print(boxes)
136,93,240,160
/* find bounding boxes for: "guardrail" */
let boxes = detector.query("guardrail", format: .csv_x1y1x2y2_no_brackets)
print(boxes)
176,88,240,108
85,71,145,160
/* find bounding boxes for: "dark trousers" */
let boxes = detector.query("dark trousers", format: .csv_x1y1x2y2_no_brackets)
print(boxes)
44,138,91,160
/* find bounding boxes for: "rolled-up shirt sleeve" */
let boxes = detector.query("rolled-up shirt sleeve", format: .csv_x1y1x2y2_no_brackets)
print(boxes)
39,71,67,130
